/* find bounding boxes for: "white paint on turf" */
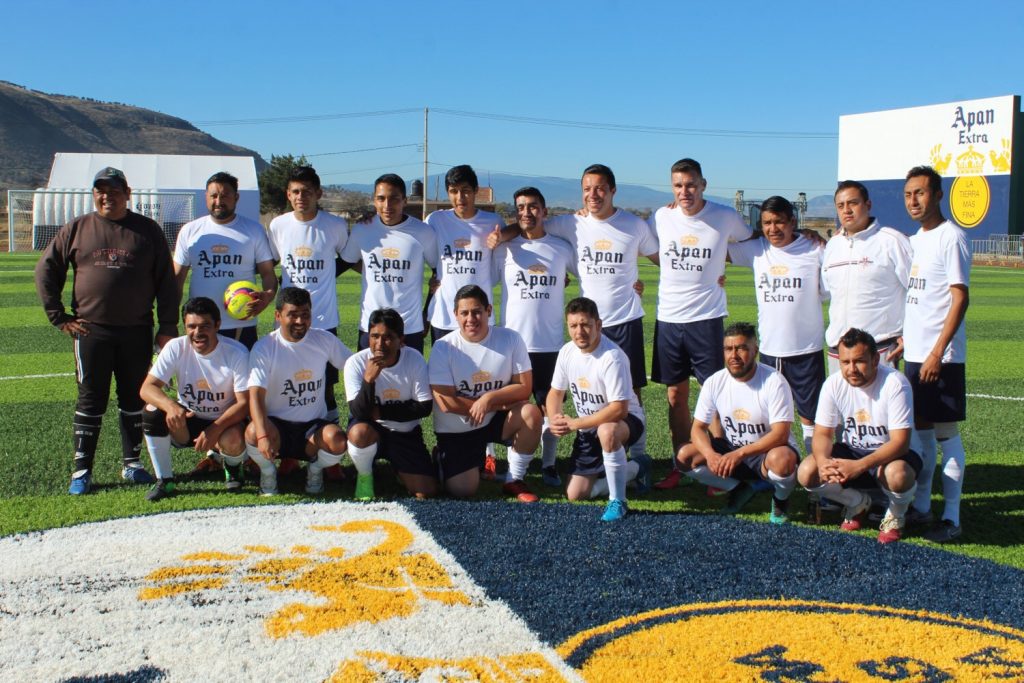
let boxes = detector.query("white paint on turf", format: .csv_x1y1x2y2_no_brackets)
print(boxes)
0,502,580,682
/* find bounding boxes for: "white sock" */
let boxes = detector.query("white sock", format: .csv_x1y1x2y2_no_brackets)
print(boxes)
912,428,937,514
625,459,640,483
603,447,628,501
800,423,814,457
507,447,532,481
541,419,558,468
686,465,738,492
486,443,497,459
767,469,796,501
144,434,173,480
629,428,647,460
245,442,276,474
347,443,376,476
810,482,864,508
939,433,966,526
312,448,342,470
222,452,245,466
884,484,916,519
589,477,609,499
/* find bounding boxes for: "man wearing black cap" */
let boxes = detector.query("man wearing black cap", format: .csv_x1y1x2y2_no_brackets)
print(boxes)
35,167,179,495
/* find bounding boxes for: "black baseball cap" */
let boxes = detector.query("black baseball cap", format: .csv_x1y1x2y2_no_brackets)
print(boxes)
93,167,128,189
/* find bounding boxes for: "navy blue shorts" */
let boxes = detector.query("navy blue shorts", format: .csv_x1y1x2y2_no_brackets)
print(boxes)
347,420,435,477
603,318,647,388
529,351,559,408
652,317,725,386
904,362,966,423
570,413,645,477
269,416,333,461
760,349,826,421
170,414,216,449
831,442,923,489
358,329,425,355
218,326,257,350
435,410,511,478
430,326,454,345
705,437,798,482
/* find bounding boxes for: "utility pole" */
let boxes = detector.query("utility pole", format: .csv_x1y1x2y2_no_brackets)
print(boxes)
422,107,429,220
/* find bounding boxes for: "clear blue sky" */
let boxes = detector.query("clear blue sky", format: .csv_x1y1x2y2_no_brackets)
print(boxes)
4,0,1023,200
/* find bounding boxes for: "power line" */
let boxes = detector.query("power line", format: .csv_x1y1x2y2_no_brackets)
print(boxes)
305,143,419,158
193,108,420,126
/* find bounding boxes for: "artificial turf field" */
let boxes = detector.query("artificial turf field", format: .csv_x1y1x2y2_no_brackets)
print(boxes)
1,251,1022,569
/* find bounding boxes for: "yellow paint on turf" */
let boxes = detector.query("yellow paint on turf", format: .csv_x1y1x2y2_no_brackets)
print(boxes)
330,651,565,682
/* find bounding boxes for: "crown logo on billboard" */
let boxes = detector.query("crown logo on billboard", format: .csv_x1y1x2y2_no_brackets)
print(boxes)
955,146,985,175
594,239,612,250
381,247,400,258
770,265,789,275
294,246,313,257
680,235,699,246
295,369,313,381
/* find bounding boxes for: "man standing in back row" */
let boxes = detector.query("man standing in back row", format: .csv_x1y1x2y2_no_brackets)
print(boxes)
35,167,178,494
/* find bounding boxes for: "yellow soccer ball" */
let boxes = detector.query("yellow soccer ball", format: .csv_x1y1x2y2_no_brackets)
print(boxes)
224,280,259,320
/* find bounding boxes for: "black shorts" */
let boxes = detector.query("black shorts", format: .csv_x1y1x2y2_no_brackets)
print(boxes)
528,351,559,408
269,416,332,461
358,330,426,356
347,420,435,477
323,327,340,414
570,413,644,477
652,317,725,386
760,350,826,421
603,318,647,388
430,326,454,345
705,437,798,482
170,414,216,449
831,442,923,489
904,362,967,423
435,411,511,478
218,326,257,350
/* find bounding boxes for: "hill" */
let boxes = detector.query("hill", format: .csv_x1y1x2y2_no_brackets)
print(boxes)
0,81,267,191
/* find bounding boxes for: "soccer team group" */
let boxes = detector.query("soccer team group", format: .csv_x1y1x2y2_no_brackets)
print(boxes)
33,157,970,541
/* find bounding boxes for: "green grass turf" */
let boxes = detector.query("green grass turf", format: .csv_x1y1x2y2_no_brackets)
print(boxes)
0,252,1021,570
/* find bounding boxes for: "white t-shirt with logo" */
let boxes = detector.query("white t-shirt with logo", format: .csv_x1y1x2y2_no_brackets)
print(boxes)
904,220,971,364
149,336,250,419
249,328,352,423
428,327,531,434
493,233,577,352
426,208,501,330
821,221,912,347
728,235,826,356
343,347,432,433
340,216,437,334
545,210,658,327
550,335,644,434
652,202,752,323
268,211,349,329
693,363,798,451
173,215,274,330
815,365,913,457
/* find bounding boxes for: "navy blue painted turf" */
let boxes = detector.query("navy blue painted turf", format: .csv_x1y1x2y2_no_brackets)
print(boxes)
406,501,1024,645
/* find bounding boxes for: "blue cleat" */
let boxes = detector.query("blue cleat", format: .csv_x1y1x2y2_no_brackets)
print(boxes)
122,462,156,485
541,465,562,488
68,469,92,495
721,482,757,515
769,496,790,525
601,499,628,522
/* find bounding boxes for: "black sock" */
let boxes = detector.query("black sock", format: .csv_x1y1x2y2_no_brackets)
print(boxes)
119,410,144,466
73,413,103,472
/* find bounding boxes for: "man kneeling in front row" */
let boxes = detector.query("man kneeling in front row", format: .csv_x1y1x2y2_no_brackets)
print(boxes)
798,328,920,543
546,297,651,523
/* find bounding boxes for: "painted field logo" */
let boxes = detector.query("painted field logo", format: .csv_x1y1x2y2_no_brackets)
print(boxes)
331,652,563,681
558,599,1024,681
950,175,991,229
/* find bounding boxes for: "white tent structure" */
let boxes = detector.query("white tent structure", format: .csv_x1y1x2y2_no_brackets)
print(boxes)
47,152,260,221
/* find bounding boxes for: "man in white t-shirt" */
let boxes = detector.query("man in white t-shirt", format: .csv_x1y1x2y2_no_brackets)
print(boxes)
675,322,799,522
798,328,921,544
493,186,578,487
546,297,651,523
344,308,437,501
140,297,251,501
340,173,437,354
429,285,542,501
901,166,971,543
174,172,277,351
244,287,352,496
650,158,753,490
728,196,827,455
267,166,350,422
822,180,912,372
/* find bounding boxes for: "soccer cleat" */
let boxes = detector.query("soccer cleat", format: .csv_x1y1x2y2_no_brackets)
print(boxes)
721,482,757,515
541,465,562,488
877,511,904,544
355,473,375,501
121,462,156,485
707,486,728,497
68,469,92,495
277,457,301,478
631,452,653,493
259,469,278,496
184,453,222,481
305,465,324,495
839,490,873,531
906,507,934,526
654,468,683,490
769,497,790,525
502,479,539,503
324,464,346,482
223,462,244,491
146,479,177,502
481,454,498,481
600,499,628,522
923,519,963,543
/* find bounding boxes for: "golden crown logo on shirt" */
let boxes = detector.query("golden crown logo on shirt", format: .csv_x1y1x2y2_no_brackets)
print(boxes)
381,247,401,258
294,246,313,258
577,377,591,389
528,264,547,274
196,379,210,390
855,409,871,424
680,234,699,246
594,239,612,250
382,389,400,400
295,369,313,381
770,265,789,276
733,408,751,421
472,371,491,383
911,265,920,277
454,238,471,249
211,244,230,254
